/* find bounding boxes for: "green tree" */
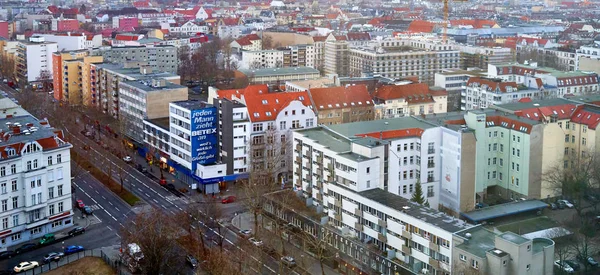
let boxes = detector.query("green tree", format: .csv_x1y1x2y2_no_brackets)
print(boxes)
411,180,426,205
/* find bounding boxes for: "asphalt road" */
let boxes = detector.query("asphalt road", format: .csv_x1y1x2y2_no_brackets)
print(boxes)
0,83,303,275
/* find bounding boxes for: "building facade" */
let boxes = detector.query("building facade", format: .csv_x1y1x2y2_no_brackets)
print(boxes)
307,84,375,125
15,36,57,84
372,83,448,119
434,69,485,111
101,45,178,73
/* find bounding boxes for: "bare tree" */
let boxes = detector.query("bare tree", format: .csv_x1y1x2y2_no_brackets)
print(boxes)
249,60,263,70
262,34,274,50
0,54,15,79
300,230,335,275
36,69,53,95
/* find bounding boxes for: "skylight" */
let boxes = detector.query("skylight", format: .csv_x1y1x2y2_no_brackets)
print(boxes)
262,100,268,104
253,112,260,117
266,112,272,116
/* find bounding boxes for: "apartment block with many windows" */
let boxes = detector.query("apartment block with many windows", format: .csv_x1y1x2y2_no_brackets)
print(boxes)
0,115,73,250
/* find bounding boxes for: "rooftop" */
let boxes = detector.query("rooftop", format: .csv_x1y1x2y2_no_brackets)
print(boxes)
239,67,320,77
499,232,530,245
360,188,471,233
146,117,170,131
460,200,548,223
172,100,212,111
532,238,554,254
120,79,186,92
455,226,497,258
0,115,69,159
492,98,576,111
294,127,351,153
327,116,435,138
95,63,179,80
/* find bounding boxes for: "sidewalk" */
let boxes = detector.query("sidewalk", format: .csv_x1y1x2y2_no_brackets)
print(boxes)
231,212,339,275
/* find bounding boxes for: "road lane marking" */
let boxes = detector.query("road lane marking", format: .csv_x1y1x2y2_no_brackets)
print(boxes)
116,233,121,238
153,199,158,203
92,213,102,223
161,204,167,209
145,193,150,197
106,226,113,231
115,207,120,212
108,202,113,206
102,196,106,200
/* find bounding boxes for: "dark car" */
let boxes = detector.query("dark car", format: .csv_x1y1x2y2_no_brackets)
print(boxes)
577,255,599,267
0,251,15,259
136,165,148,173
64,245,84,255
549,203,557,210
186,255,198,269
15,243,37,254
557,200,566,209
68,226,86,236
43,252,64,263
165,184,176,191
565,260,581,271
83,206,93,215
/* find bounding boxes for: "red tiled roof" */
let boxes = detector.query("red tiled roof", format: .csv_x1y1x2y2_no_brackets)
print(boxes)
466,77,518,93
450,19,497,29
356,128,425,139
570,105,600,129
234,33,261,46
312,36,327,42
515,104,576,121
216,84,269,100
517,37,549,46
346,32,370,41
244,91,312,122
556,75,598,87
309,85,372,110
486,116,533,134
373,83,447,104
114,34,140,41
407,20,435,33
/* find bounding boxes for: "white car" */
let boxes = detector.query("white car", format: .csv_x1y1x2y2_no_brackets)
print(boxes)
558,200,574,208
239,229,252,237
248,237,263,246
554,260,574,273
14,261,39,272
123,156,132,163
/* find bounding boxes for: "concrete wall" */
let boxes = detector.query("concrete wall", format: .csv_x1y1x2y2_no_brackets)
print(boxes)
459,131,477,213
146,87,188,119
540,123,564,198
578,56,600,74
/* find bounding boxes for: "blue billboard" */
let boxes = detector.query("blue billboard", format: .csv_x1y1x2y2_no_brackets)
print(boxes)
190,107,218,174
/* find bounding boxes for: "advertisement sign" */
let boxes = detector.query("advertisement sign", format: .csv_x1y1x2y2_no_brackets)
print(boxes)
190,107,218,173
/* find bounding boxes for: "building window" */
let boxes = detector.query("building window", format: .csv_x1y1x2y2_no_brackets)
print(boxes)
48,156,53,166
58,202,64,212
526,264,530,270
0,182,5,194
427,186,434,197
428,142,434,154
1,218,7,230
0,167,5,177
12,215,18,227
280,121,286,130
11,233,20,241
11,180,17,192
252,123,263,132
460,254,467,262
583,138,587,145
12,197,17,209
472,259,479,269
57,154,62,163
1,200,6,211
26,161,31,171
48,187,54,199
565,134,569,142
58,185,63,196
402,185,407,194
306,118,314,128
33,159,38,169
57,168,63,180
49,204,55,215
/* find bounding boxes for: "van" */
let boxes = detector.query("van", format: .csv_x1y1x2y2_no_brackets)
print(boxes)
39,233,55,245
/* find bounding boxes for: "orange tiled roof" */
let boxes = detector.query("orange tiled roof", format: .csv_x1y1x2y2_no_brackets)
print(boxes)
309,85,372,110
466,77,518,93
244,91,312,122
356,128,425,139
373,83,447,104
407,20,435,33
570,105,600,129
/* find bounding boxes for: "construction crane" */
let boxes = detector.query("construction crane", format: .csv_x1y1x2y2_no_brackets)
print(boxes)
443,0,449,44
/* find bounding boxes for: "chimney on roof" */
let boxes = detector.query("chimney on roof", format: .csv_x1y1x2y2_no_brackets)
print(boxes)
12,126,20,135
6,115,12,119
140,65,153,75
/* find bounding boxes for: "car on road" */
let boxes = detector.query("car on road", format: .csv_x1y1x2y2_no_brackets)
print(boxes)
13,261,39,273
221,196,236,204
248,238,263,246
159,178,167,185
577,255,599,267
554,260,574,273
165,183,176,191
281,256,296,267
123,156,132,163
136,165,148,173
15,243,37,254
76,199,85,209
558,200,574,208
64,245,84,255
83,206,94,215
39,233,55,245
43,252,64,263
564,260,581,271
186,255,198,269
68,226,86,236
0,250,15,259
239,229,252,237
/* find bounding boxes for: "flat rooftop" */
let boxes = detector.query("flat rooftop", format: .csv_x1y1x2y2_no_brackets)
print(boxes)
499,232,529,245
95,63,179,79
360,188,471,233
327,116,436,138
146,117,170,131
121,79,186,92
239,67,320,77
460,200,548,223
455,226,497,258
295,127,351,153
172,100,212,111
492,98,576,111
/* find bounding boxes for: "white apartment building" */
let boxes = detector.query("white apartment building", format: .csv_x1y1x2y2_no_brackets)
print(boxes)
15,36,57,83
34,33,102,51
241,50,284,69
0,115,73,249
292,118,473,275
575,42,600,70
463,77,549,110
435,69,485,111
143,100,222,193
159,21,209,36
210,84,317,183
488,63,599,96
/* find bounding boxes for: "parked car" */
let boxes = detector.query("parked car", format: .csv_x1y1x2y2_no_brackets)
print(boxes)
222,196,236,204
248,238,263,246
239,229,252,237
165,184,176,191
263,246,277,256
554,260,574,273
281,256,296,267
68,226,85,236
43,252,64,263
0,251,14,259
13,261,38,273
76,199,85,209
83,206,93,215
39,234,55,245
136,165,148,173
64,245,84,255
577,255,599,267
186,255,198,269
549,203,557,210
123,156,132,163
558,200,574,208
564,260,581,271
159,178,167,185
15,244,37,254
557,201,566,209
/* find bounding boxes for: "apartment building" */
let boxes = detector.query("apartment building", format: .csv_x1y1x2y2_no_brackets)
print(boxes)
94,63,181,118
462,77,552,110
312,36,326,70
230,33,262,52
434,69,485,111
237,67,320,85
101,45,178,73
15,36,57,84
372,82,448,119
143,100,222,193
283,44,314,68
118,78,188,143
575,42,600,70
52,50,103,106
50,18,78,32
307,84,374,125
453,226,554,275
488,63,599,97
35,33,102,51
0,114,74,249
293,120,474,275
452,44,514,70
323,34,349,77
241,50,284,69
348,40,461,85
210,84,317,183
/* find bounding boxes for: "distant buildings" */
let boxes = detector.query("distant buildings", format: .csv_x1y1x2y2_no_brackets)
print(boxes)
52,50,103,106
230,33,262,52
372,82,448,118
435,69,485,112
15,36,57,84
237,67,320,85
240,44,315,69
100,45,178,74
307,84,375,125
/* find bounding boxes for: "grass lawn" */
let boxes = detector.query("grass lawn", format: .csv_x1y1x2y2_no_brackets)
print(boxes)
45,257,115,275
496,216,558,235
72,151,141,206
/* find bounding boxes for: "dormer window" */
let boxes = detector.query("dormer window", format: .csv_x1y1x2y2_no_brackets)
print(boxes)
261,100,268,105
253,112,260,117
5,147,15,157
